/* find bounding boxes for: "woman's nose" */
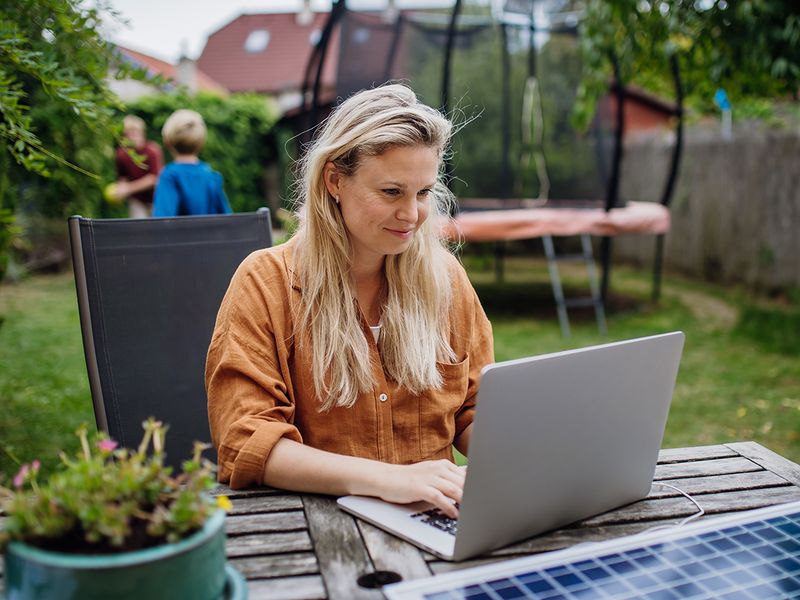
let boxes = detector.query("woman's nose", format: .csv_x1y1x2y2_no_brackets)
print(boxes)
396,194,418,222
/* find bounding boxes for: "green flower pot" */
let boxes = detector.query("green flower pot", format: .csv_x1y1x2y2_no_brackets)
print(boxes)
3,509,243,600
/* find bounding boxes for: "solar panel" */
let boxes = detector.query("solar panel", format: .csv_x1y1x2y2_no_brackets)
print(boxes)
385,500,800,600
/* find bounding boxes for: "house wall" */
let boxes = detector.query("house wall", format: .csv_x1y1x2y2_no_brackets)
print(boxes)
107,78,160,102
614,121,800,291
602,95,675,136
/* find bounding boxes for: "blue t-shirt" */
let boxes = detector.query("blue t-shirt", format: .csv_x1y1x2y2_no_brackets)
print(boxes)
153,161,232,217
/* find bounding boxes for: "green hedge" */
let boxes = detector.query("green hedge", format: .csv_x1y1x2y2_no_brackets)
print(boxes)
126,92,280,213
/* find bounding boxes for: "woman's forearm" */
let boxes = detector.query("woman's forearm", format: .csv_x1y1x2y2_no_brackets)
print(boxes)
262,438,388,496
262,438,466,518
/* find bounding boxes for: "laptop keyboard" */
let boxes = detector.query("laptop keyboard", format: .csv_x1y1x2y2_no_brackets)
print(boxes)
410,505,459,536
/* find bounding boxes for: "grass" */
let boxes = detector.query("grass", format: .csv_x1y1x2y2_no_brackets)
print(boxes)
1,255,799,479
0,273,94,479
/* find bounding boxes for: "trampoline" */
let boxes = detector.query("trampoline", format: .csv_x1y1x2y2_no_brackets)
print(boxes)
296,0,683,335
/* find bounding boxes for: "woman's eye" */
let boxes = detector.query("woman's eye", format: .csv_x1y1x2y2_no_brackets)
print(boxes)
383,188,401,196
418,189,432,198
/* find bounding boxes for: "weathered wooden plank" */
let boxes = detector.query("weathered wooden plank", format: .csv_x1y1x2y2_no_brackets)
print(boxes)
225,510,307,535
228,494,304,515
229,552,319,578
485,519,691,557
247,575,327,600
356,519,432,581
583,485,800,526
653,456,761,480
226,531,313,557
429,556,501,574
657,445,737,463
211,484,284,498
491,485,800,558
727,441,800,486
647,471,789,498
421,516,736,563
303,494,384,599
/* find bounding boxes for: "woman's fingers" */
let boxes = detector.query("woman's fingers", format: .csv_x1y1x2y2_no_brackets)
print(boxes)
433,476,463,503
373,460,468,518
439,463,467,488
424,487,460,519
415,461,466,517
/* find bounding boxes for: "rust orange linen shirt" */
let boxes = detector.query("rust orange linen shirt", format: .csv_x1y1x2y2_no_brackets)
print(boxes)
205,238,494,489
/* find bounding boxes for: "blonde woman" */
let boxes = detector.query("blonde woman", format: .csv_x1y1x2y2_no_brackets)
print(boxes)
206,84,493,518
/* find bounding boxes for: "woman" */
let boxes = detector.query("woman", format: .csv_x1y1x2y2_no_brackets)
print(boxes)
206,84,493,518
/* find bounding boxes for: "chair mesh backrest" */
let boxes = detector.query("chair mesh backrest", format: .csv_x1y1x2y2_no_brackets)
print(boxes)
69,211,272,469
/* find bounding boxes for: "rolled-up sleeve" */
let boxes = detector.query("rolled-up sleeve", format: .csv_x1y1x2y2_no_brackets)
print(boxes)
206,253,302,488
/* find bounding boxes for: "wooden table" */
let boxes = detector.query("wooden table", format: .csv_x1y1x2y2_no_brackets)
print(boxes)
216,442,800,599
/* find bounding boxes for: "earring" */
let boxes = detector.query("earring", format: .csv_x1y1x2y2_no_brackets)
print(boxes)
334,194,340,204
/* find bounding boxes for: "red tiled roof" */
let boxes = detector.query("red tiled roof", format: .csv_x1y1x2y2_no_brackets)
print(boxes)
197,13,339,95
116,45,228,94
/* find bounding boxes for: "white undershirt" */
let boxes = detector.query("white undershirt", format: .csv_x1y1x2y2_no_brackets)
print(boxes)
369,323,382,344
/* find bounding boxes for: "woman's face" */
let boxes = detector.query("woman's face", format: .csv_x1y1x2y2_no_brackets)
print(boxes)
326,144,439,271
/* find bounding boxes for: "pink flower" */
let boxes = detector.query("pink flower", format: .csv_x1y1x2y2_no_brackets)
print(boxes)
96,439,118,453
31,459,41,472
13,464,30,488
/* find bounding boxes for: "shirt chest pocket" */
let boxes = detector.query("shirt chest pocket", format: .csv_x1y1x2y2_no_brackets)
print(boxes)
418,355,470,460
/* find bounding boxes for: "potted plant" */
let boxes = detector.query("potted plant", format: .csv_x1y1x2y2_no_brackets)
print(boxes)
1,419,246,600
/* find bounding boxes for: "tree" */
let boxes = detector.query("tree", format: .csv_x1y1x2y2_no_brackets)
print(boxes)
0,0,149,278
576,0,800,127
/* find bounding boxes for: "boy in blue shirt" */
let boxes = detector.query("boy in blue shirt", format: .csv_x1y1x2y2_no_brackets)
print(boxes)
153,109,232,217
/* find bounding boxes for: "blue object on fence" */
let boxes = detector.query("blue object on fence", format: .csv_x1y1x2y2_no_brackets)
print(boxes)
714,88,731,111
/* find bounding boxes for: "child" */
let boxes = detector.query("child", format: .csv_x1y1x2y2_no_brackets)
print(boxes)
113,115,163,218
153,109,232,217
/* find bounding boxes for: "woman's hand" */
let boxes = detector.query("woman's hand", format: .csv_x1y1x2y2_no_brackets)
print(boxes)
372,460,466,519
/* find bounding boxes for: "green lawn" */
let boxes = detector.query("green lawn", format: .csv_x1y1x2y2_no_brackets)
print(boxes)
1,256,799,479
0,273,95,479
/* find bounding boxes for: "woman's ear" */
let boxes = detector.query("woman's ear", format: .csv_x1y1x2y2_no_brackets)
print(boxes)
322,162,341,199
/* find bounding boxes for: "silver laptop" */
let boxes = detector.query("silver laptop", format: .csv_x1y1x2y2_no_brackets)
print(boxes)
337,331,685,561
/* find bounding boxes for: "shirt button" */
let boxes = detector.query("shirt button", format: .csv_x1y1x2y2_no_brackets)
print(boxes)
379,393,388,402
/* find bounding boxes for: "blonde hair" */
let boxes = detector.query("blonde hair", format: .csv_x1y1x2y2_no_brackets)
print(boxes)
123,114,145,132
161,109,207,155
294,83,457,411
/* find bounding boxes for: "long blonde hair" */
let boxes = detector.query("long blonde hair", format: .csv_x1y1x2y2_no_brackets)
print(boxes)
293,84,457,411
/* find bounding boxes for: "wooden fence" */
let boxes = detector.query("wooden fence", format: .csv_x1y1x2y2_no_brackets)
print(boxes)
615,121,800,291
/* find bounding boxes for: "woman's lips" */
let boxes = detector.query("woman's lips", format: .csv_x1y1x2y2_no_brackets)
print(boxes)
385,227,414,239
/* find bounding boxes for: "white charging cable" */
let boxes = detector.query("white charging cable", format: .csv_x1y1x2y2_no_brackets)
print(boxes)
639,481,705,534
